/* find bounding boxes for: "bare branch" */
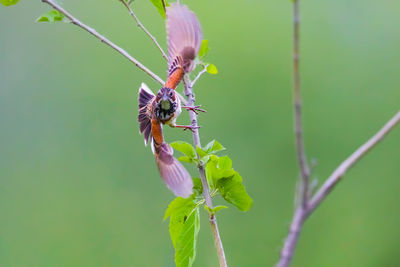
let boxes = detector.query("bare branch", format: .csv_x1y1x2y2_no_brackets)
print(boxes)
308,110,400,213
277,111,400,267
119,0,168,60
191,64,208,87
41,0,164,85
183,75,227,267
292,0,310,208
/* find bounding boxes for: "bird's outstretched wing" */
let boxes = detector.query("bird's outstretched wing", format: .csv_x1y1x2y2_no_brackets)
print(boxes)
166,3,203,76
138,83,155,146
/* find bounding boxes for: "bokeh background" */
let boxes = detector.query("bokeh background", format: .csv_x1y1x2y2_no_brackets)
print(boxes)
1,0,400,266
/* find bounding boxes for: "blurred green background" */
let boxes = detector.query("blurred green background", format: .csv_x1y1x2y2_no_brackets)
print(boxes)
1,0,400,266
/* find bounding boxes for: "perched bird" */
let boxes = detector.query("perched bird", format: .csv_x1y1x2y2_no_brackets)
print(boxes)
137,3,203,198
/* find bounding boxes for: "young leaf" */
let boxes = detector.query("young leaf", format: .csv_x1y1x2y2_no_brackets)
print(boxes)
0,0,19,6
204,140,225,154
217,172,253,212
149,0,169,19
164,196,196,248
198,40,209,59
175,208,200,267
36,10,65,22
204,205,228,215
206,64,218,75
171,141,196,160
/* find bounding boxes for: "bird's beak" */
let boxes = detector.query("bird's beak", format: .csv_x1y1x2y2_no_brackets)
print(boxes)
161,94,169,102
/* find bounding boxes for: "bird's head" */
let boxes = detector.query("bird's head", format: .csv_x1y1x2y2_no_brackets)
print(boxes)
155,87,177,121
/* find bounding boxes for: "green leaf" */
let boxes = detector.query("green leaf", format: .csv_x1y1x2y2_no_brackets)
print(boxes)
36,10,65,22
175,208,200,267
204,140,225,154
206,64,218,75
171,141,196,160
217,172,253,211
0,0,19,6
204,205,228,214
164,196,196,248
198,40,209,59
218,156,232,170
149,0,169,19
196,146,207,158
178,156,195,164
192,178,203,195
205,156,235,186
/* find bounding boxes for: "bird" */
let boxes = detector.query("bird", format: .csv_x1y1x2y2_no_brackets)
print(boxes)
137,3,203,198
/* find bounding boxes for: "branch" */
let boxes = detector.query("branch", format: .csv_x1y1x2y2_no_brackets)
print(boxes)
119,0,168,60
191,64,208,87
277,111,400,267
183,74,227,267
41,0,165,85
292,0,310,208
308,110,400,213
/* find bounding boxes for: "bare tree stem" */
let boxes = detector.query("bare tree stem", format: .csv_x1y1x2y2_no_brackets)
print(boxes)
183,75,227,267
292,0,310,207
277,208,305,267
277,2,310,265
119,0,168,60
41,0,165,85
277,111,400,267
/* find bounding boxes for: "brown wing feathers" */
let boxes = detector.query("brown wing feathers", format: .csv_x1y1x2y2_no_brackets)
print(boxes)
138,83,155,146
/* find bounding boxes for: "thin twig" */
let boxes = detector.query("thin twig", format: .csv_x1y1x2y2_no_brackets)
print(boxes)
119,0,168,60
191,64,208,87
183,74,227,267
308,111,400,213
292,0,310,207
41,0,164,85
277,111,400,267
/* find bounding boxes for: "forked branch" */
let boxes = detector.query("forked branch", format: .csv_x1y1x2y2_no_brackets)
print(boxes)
277,110,400,267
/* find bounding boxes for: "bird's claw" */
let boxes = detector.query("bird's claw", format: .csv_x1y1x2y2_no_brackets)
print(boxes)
175,125,201,133
182,105,207,114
